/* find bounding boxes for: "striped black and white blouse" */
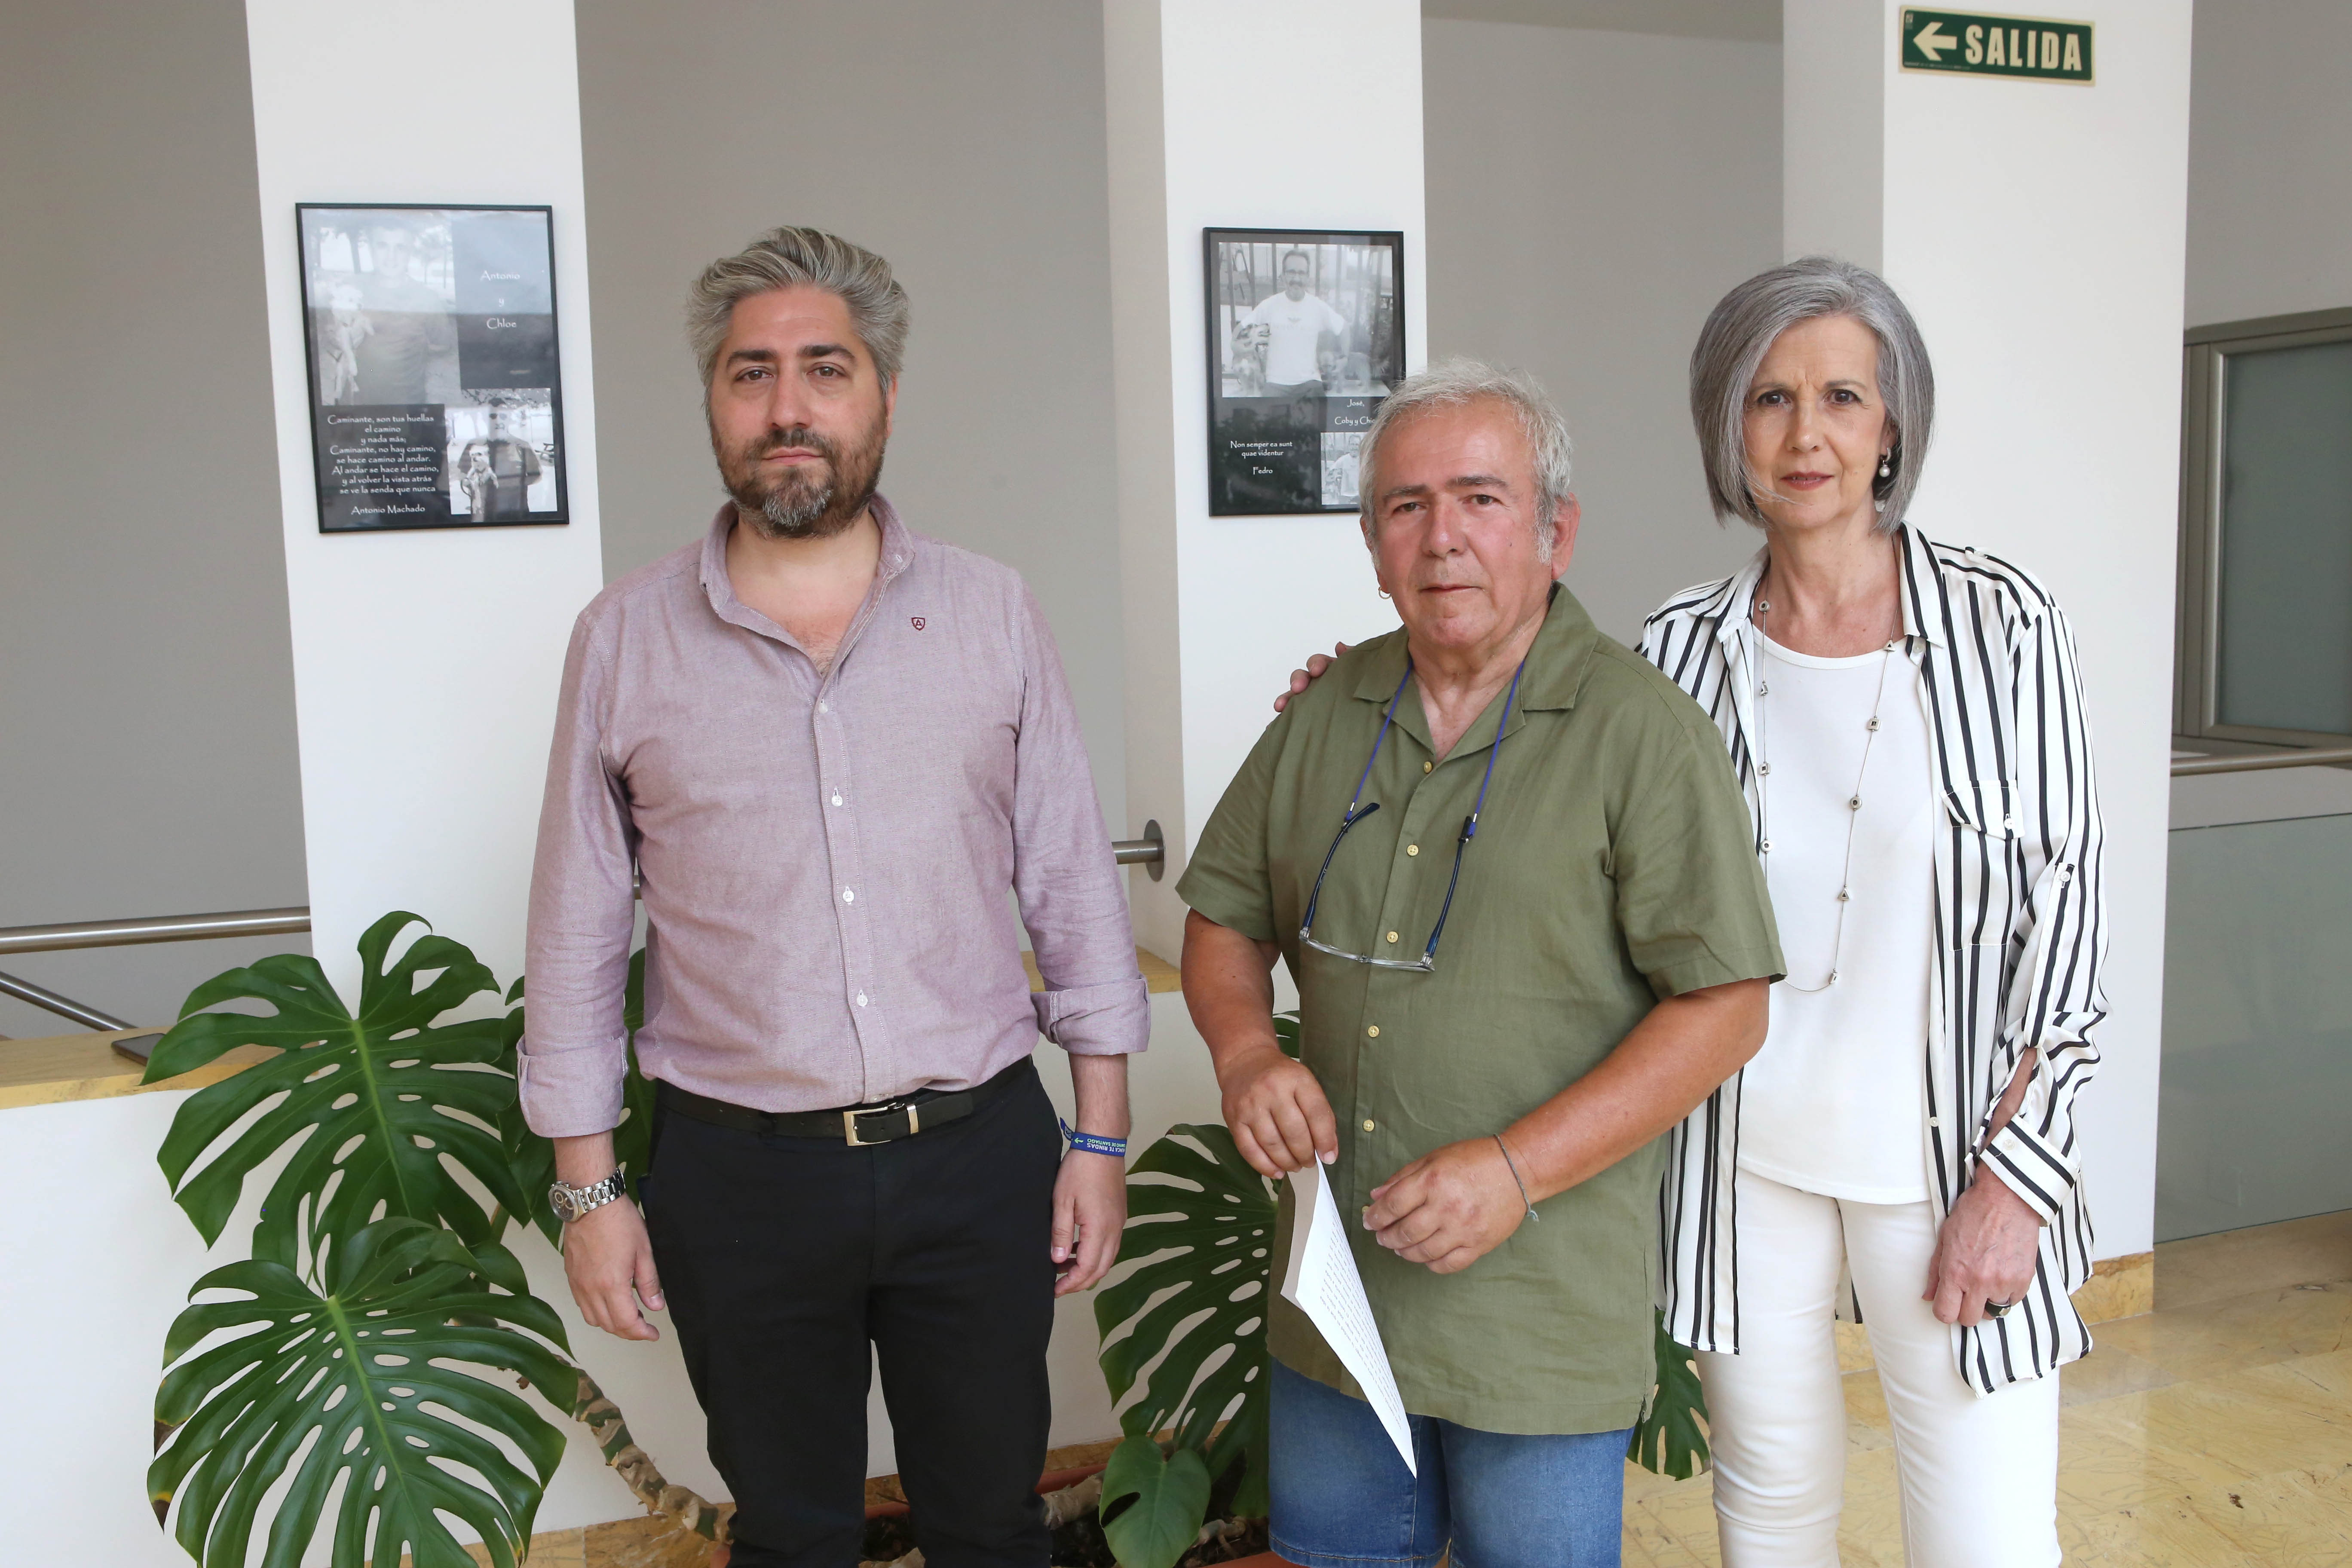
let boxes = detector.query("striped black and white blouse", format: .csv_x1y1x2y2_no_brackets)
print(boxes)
1639,524,2108,1394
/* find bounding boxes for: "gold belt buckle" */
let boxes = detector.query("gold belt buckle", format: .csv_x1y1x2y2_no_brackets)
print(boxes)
842,1101,919,1146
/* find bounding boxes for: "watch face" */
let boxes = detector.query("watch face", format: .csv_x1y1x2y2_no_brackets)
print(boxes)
548,1182,580,1221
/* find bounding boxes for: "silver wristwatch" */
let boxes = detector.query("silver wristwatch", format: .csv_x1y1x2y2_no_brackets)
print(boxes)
548,1170,627,1224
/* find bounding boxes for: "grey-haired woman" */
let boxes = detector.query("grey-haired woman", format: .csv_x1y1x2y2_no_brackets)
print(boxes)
1639,256,2105,1566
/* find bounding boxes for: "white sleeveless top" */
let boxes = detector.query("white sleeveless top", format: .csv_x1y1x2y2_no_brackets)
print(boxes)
1734,634,1935,1204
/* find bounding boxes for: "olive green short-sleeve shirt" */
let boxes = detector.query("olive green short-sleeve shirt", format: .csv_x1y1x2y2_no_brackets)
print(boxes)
1178,588,1782,1436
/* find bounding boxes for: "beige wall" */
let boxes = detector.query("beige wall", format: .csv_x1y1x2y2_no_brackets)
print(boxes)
0,0,307,1036
575,0,1130,832
2185,0,2352,327
1421,19,1782,644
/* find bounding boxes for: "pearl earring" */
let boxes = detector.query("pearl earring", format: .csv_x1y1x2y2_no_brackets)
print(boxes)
1878,452,1893,479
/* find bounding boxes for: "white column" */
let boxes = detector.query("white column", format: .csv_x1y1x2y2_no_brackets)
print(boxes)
241,0,691,1538
1105,0,1429,961
1785,0,2194,1261
245,0,607,993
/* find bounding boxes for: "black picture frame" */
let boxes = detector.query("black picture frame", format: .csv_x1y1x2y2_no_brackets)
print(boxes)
1203,227,1405,517
296,202,570,533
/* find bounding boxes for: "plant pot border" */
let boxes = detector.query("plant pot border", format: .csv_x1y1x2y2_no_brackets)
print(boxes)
864,1460,1112,1521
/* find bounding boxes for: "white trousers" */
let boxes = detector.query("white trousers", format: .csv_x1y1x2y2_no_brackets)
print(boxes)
1694,1170,2061,1568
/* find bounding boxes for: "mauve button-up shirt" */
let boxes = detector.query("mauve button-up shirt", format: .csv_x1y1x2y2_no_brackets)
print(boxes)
518,498,1148,1137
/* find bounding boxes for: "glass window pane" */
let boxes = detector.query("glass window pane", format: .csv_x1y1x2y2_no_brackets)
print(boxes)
2160,812,2352,1240
2215,338,2352,735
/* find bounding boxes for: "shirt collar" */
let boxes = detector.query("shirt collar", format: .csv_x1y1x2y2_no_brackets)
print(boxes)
1712,522,1943,650
1350,581,1604,737
697,493,916,640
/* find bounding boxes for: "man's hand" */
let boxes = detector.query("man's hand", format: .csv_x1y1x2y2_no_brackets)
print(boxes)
1221,1044,1338,1179
1052,1151,1127,1296
562,1197,665,1341
1184,910,1332,1180
1363,1139,1525,1274
1273,642,1351,713
1926,1168,2041,1326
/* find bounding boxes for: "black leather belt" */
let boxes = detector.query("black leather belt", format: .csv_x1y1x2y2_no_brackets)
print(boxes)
655,1059,1026,1146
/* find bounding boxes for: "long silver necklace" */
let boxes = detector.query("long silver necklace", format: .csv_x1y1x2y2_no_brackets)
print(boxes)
1752,585,1899,993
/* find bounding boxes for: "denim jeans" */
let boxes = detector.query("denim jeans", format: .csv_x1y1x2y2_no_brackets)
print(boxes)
1267,1360,1630,1568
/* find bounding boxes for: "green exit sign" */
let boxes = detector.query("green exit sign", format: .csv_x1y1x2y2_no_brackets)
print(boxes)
1902,9,2094,83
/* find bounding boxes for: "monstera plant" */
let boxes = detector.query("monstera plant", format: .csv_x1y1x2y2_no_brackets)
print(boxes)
1091,1013,1710,1568
141,913,698,1568
1092,1121,1278,1568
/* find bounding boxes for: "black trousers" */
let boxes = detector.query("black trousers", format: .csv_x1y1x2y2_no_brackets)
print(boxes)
643,1060,1062,1568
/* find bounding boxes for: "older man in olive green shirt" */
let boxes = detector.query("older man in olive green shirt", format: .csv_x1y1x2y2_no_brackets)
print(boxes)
1179,361,1781,1568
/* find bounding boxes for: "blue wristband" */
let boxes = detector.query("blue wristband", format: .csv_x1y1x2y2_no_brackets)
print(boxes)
1060,1118,1127,1159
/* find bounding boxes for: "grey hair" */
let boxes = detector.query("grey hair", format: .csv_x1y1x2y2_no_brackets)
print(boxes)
1358,358,1574,562
686,225,910,392
1688,255,1934,534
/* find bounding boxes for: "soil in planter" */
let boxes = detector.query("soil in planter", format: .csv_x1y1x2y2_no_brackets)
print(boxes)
860,1507,1270,1566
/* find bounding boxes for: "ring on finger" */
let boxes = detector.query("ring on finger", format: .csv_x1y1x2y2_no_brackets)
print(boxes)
1984,1298,2015,1318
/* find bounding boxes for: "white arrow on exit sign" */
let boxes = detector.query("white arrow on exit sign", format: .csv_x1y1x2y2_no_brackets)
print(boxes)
1912,19,1957,61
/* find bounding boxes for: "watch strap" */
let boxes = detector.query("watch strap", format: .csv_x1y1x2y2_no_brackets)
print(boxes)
549,1169,626,1222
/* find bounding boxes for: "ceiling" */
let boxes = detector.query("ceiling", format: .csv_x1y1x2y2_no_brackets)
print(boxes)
1421,0,1780,44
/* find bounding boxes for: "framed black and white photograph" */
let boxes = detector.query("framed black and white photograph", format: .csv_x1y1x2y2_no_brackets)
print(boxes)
1204,227,1404,516
297,203,569,533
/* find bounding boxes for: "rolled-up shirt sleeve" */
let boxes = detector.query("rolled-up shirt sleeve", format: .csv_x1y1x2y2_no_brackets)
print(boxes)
518,610,640,1135
1009,583,1148,1055
1981,600,2108,1225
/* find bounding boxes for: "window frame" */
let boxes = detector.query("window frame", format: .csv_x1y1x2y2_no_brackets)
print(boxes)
2176,305,2352,751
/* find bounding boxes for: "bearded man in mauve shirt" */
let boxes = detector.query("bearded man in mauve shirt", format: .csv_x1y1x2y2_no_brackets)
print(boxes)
519,226,1147,1568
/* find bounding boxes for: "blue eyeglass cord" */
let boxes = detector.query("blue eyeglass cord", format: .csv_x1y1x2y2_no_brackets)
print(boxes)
1306,652,1530,961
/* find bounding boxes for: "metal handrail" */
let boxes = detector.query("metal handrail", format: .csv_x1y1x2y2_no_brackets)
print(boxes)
0,970,134,1032
1112,819,1167,880
0,827,1171,1034
2171,747,2352,777
0,906,310,957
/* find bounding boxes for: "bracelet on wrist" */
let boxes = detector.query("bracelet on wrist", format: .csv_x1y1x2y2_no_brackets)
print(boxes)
1494,1133,1539,1222
1060,1118,1128,1159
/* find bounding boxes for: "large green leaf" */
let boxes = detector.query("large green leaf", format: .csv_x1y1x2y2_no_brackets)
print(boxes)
500,949,657,1251
1094,1124,1277,1509
1099,1434,1210,1568
150,1217,575,1568
144,912,524,1265
1627,1308,1712,1479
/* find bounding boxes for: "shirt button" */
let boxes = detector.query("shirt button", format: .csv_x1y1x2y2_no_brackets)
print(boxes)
832,794,843,806
1422,760,1433,773
1366,1025,1380,1038
1363,1119,1376,1133
856,993,868,1007
842,888,855,903
1385,931,1399,944
818,701,829,713
1405,844,1420,857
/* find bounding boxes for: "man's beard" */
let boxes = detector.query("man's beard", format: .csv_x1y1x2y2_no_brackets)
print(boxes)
716,412,888,541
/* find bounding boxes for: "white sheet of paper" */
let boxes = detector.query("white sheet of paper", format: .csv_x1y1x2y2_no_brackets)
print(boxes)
1280,1161,1416,1474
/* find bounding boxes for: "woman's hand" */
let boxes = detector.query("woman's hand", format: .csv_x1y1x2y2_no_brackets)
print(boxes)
1273,642,1351,712
1925,1168,2042,1326
1363,1139,1525,1274
1926,1044,2044,1324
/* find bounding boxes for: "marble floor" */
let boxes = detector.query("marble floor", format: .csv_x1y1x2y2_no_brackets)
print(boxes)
1626,1209,2352,1566
475,1211,2352,1567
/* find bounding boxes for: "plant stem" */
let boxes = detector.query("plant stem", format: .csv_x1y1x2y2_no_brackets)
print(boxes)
573,1369,734,1543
